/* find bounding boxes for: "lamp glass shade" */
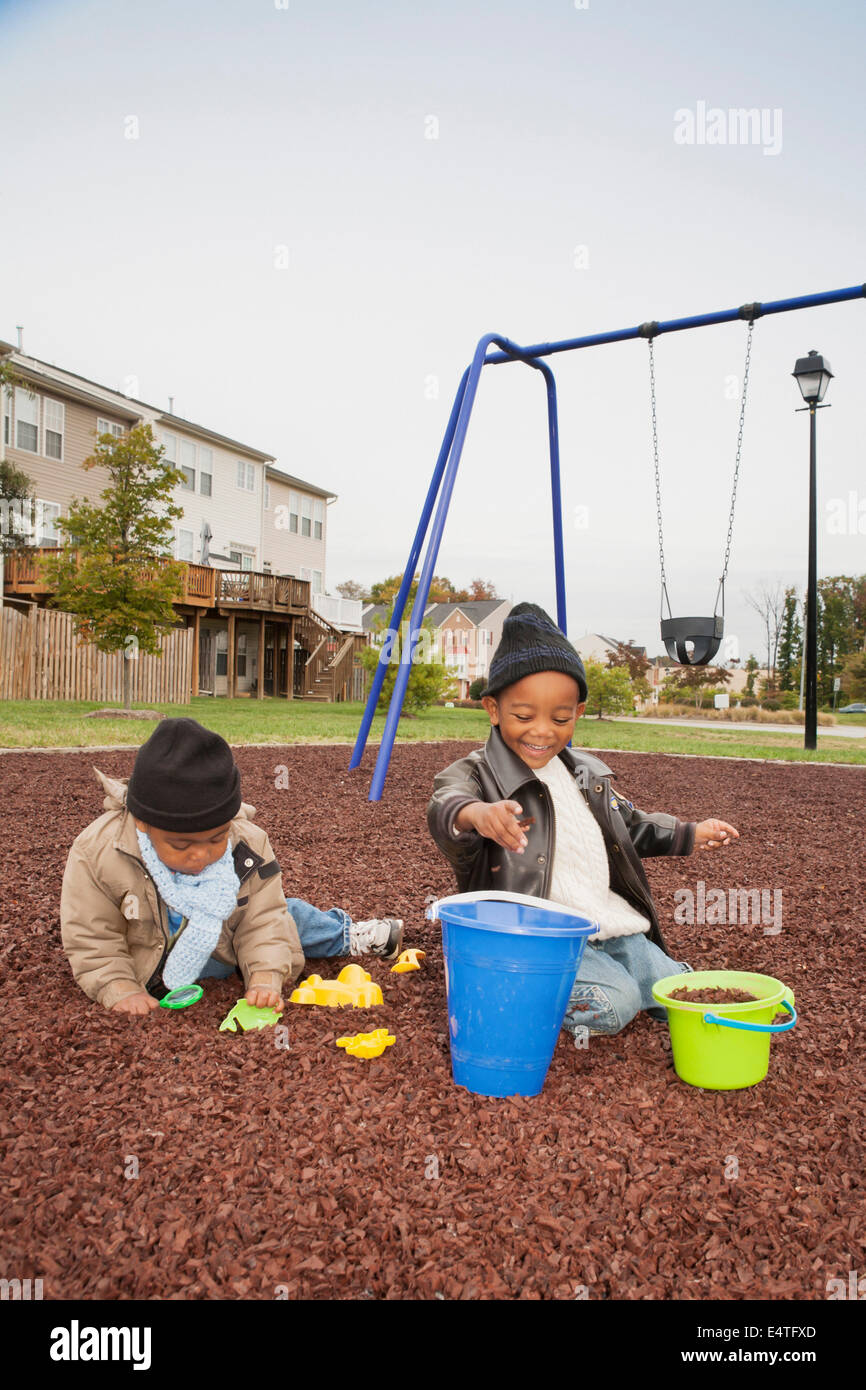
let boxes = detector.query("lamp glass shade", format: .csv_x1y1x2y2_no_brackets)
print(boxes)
793,350,833,404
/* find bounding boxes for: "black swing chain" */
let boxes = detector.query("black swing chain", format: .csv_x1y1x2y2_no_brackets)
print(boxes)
647,337,670,617
720,319,754,590
649,321,754,620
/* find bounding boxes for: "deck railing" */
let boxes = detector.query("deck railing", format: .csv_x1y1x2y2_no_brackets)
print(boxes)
3,550,311,613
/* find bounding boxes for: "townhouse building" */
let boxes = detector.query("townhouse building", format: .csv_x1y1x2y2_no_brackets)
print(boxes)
0,339,358,701
362,597,511,698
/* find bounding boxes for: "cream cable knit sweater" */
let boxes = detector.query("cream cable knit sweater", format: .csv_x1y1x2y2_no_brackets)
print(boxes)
534,755,650,941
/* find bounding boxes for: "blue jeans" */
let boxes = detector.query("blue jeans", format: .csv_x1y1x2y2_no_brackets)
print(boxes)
197,897,351,978
562,932,691,1036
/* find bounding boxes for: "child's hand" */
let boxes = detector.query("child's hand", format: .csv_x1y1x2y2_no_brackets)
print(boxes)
245,976,284,1011
112,991,160,1015
694,819,739,850
464,799,533,853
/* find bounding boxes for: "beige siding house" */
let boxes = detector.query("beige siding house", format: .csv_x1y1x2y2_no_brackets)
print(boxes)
262,466,334,593
1,340,357,703
0,344,334,584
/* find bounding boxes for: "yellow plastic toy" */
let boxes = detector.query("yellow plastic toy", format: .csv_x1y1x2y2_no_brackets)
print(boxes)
336,1028,396,1059
391,948,427,973
289,963,383,1009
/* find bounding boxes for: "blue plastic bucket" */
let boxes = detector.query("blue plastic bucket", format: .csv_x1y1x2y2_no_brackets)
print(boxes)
430,892,599,1098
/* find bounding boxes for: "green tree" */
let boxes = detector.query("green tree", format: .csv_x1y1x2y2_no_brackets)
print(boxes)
606,639,651,702
583,660,634,719
838,648,866,702
468,677,486,701
40,423,187,709
777,587,802,692
361,615,456,714
743,654,760,696
0,458,36,558
660,664,732,709
817,575,864,705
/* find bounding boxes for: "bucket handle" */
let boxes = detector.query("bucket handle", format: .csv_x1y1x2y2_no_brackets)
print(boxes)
702,999,797,1034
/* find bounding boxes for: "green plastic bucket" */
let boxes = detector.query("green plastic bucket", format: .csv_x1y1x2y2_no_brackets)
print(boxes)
651,970,797,1090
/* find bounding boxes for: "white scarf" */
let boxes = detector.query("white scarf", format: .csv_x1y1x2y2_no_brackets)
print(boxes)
136,829,241,989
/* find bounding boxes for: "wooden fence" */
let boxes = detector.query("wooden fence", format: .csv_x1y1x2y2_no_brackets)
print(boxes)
0,606,193,703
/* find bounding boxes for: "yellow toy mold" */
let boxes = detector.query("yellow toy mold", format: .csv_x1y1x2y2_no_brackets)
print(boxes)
336,1028,396,1059
289,963,383,1008
391,948,427,973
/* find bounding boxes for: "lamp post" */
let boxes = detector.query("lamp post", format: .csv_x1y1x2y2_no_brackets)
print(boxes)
792,349,833,750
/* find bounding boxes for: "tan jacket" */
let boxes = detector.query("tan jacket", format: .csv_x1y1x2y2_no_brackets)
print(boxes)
60,769,305,1010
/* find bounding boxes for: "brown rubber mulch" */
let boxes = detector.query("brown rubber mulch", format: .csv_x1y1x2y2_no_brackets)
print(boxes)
668,988,760,1004
1,741,864,1301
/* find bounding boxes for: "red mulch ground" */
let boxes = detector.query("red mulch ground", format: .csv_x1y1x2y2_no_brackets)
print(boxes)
1,741,864,1301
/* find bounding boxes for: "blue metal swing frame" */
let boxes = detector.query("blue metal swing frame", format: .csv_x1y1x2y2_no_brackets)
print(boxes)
350,282,865,800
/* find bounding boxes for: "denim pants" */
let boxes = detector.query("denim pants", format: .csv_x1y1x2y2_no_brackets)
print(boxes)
562,931,691,1037
197,897,351,978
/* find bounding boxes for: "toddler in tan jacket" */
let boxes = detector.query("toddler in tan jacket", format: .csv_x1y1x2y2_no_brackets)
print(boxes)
61,718,403,1014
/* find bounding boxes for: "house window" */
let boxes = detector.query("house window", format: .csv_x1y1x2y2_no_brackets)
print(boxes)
176,528,194,561
97,416,125,440
312,569,323,595
236,461,255,492
314,498,323,540
216,628,228,676
288,491,300,533
264,482,270,510
199,447,213,496
44,398,64,460
161,431,177,462
229,549,254,571
180,440,196,490
15,388,38,452
3,390,10,445
36,500,61,547
301,495,312,537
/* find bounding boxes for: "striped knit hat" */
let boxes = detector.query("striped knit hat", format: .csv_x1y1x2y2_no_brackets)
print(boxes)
483,603,588,702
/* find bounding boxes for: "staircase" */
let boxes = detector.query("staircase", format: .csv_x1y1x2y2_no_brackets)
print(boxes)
295,608,357,701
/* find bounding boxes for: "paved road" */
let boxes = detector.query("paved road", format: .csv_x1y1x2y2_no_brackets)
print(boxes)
609,715,866,739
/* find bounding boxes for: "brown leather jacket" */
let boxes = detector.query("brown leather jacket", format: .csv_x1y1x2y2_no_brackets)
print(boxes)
426,727,696,953
60,769,305,1009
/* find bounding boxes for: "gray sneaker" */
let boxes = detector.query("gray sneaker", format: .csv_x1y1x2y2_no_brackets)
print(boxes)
349,918,404,960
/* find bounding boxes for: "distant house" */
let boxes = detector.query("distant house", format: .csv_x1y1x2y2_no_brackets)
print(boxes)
362,598,511,698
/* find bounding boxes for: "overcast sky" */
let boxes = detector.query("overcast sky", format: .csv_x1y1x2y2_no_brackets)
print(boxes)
2,0,864,661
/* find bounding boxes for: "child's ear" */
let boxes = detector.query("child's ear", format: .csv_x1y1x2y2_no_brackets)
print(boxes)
481,695,500,725
575,702,587,720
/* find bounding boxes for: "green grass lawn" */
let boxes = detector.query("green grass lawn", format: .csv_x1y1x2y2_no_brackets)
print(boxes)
0,698,864,764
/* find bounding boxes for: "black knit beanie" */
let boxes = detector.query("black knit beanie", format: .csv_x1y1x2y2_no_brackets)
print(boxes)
126,718,242,831
483,602,588,703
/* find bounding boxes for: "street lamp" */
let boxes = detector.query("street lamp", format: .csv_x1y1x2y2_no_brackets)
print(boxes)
792,350,833,751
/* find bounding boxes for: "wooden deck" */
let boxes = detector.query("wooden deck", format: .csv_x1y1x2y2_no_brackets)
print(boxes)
3,550,364,703
3,551,312,615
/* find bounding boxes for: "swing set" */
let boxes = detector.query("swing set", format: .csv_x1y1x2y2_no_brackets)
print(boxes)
350,282,865,800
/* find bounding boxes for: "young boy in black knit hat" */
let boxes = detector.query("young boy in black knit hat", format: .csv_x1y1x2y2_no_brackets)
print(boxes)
61,718,403,1014
427,603,739,1037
